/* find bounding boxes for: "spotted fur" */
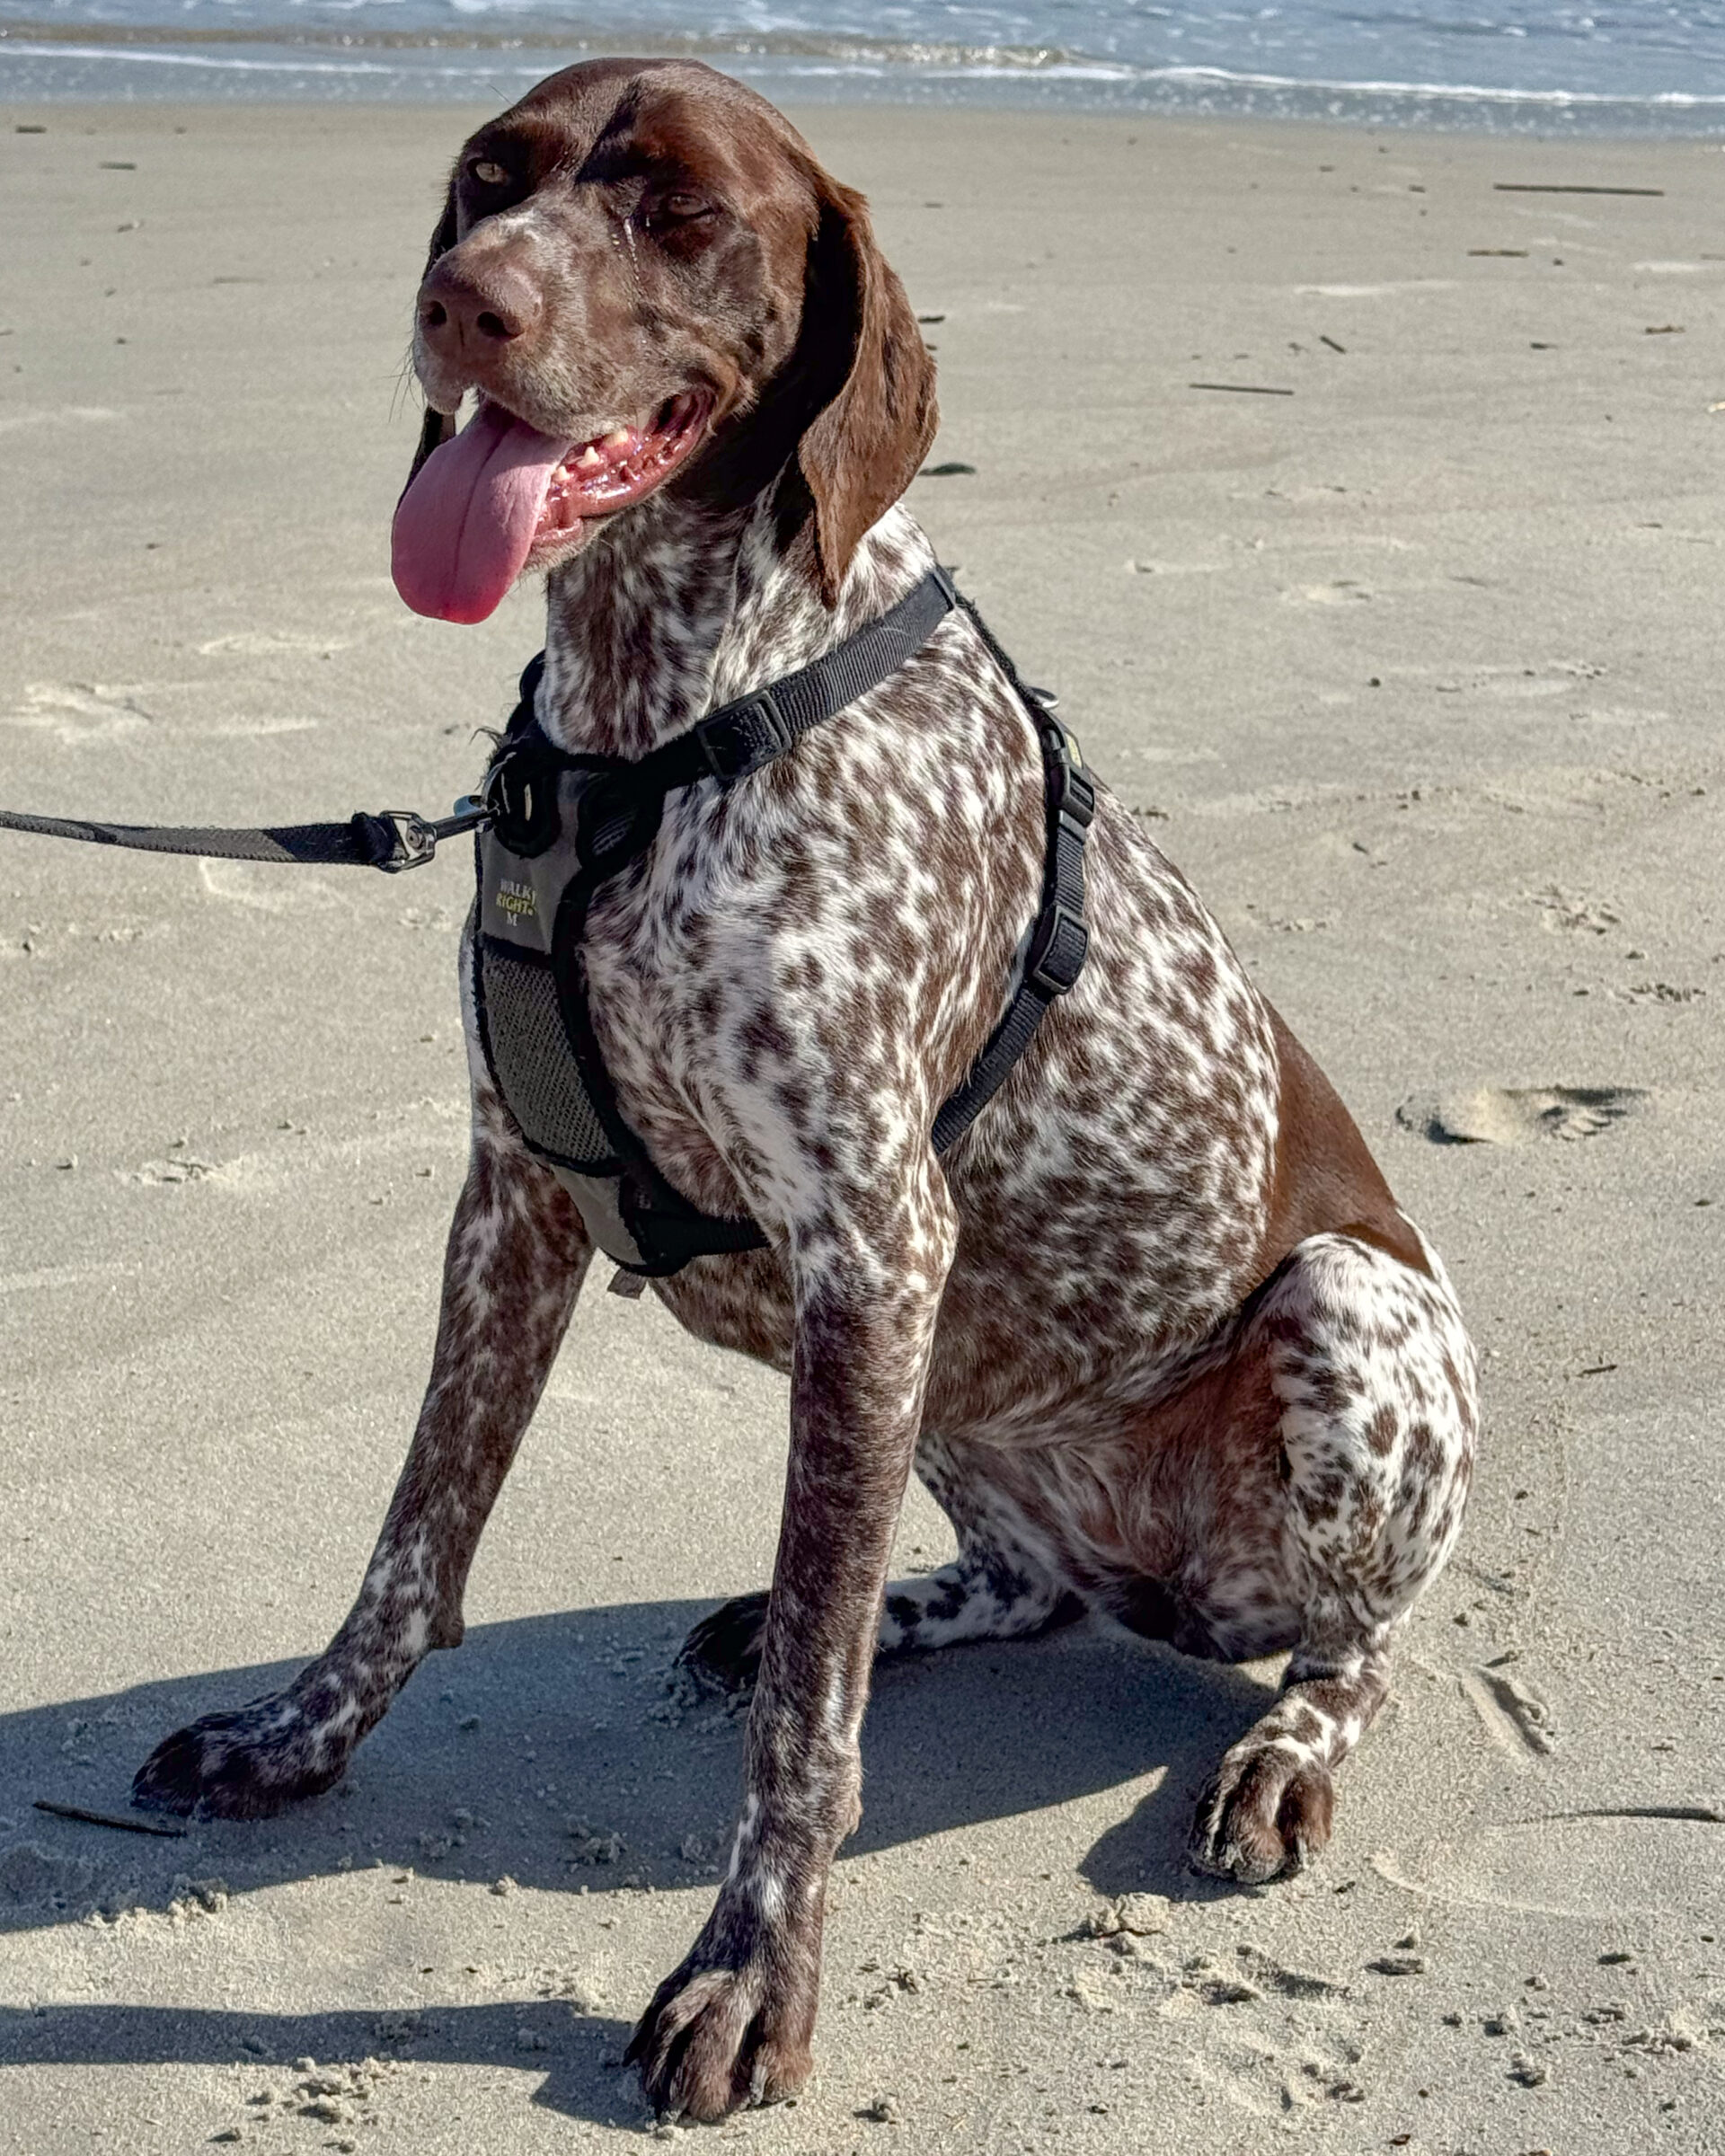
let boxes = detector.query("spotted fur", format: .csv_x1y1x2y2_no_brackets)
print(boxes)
132,59,1479,2126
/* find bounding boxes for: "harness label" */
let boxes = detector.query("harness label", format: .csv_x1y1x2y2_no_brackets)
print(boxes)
495,878,538,923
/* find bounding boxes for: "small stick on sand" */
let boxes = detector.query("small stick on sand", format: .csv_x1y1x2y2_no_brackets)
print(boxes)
1319,334,1346,353
1542,1805,1724,1825
1189,382,1294,396
33,1798,187,1839
1493,183,1665,197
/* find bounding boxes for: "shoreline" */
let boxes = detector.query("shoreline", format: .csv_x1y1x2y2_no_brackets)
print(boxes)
4,31,1725,136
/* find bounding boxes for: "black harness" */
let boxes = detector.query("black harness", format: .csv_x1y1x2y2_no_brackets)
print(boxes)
470,568,1095,1276
0,567,1093,1280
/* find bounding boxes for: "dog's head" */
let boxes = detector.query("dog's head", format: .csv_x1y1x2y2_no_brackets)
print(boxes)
393,58,938,623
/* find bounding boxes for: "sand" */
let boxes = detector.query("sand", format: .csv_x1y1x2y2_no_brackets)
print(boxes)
3,93,1725,2155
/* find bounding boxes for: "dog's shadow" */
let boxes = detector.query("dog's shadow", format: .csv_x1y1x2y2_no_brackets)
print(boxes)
0,1601,1277,2124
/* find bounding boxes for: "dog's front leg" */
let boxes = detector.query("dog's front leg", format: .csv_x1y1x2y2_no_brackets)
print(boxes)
133,1083,592,1818
630,1164,957,2122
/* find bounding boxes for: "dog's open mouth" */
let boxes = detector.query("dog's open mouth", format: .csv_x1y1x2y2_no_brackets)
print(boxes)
537,391,710,529
392,390,711,624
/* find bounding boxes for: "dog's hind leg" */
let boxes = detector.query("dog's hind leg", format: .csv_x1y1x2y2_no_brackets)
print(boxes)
133,1083,592,1819
882,1434,1085,1650
679,1440,1081,1692
879,1544,1084,1653
1189,1227,1477,1883
680,1549,1081,1692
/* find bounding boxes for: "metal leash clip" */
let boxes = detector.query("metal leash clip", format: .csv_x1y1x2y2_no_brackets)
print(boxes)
376,799,493,872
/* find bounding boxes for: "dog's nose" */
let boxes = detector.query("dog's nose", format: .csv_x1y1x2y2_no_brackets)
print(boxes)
419,255,544,356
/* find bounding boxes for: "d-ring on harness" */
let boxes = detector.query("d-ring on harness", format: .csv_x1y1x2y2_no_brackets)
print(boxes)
0,567,1092,1278
472,567,1094,1275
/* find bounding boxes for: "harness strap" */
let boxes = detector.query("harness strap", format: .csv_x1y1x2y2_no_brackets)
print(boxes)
930,592,1094,1153
0,569,961,882
638,566,959,791
932,704,1092,1153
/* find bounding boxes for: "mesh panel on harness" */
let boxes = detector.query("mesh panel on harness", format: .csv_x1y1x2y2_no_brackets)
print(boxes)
476,942,614,1171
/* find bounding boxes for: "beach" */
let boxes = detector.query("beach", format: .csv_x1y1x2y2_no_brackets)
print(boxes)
4,93,1725,2152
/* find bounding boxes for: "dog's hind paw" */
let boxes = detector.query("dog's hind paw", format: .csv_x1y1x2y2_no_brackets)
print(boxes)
677,1591,769,1695
1189,1744,1335,1886
132,1697,347,1821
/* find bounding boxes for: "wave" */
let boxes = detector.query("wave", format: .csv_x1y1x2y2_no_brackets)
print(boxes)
0,37,541,68
1110,62,1725,110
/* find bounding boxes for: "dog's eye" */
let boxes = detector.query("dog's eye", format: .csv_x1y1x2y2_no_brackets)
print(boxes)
661,191,709,220
468,158,510,188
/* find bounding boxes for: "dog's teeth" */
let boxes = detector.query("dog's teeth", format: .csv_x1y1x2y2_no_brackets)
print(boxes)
576,444,605,470
603,427,634,452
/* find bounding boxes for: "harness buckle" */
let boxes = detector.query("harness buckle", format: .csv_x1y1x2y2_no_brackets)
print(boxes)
1024,901,1089,999
375,809,438,872
1049,755,1097,833
694,687,790,782
575,767,662,879
482,742,562,858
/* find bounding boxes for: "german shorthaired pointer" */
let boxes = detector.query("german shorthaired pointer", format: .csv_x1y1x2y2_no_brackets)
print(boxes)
133,58,1479,2123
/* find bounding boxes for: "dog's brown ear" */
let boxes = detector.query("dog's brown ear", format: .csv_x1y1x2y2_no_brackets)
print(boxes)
795,177,938,606
403,175,461,498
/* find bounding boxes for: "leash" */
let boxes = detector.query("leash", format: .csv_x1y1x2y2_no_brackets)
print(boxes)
0,800,486,873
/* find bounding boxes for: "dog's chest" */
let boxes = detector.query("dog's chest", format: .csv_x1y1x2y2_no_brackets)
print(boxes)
631,795,1284,1423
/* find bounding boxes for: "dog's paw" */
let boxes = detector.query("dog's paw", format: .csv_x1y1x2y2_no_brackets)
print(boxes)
626,1948,814,2123
1189,1742,1335,1885
677,1591,770,1696
132,1696,347,1821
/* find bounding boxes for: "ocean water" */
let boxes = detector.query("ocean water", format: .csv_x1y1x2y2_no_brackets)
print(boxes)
4,0,1725,128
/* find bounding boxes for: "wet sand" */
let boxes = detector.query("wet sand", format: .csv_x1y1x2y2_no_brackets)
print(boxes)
3,96,1725,2153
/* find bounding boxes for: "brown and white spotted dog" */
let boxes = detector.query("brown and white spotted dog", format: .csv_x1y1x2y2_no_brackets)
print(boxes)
133,58,1479,2123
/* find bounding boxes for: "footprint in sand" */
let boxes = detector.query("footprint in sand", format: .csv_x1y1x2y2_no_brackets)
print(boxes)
1458,1664,1558,1759
0,1842,95,1904
0,406,121,437
1127,558,1225,577
1532,884,1621,934
1396,1085,1648,1146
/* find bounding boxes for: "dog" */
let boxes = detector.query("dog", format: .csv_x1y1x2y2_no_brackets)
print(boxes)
131,58,1479,2124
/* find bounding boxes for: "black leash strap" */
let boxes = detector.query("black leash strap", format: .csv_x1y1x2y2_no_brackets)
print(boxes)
0,801,488,873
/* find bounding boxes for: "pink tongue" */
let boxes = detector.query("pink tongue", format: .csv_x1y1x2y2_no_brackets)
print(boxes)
392,402,574,624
